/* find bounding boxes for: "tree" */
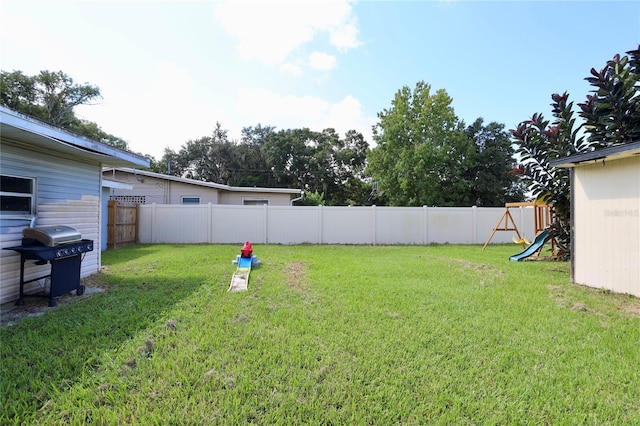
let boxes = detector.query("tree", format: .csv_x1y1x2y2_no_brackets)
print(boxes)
465,119,525,206
0,70,39,116
164,122,237,183
367,81,519,207
0,69,129,150
69,119,129,150
368,81,461,206
36,70,101,127
578,47,640,145
263,127,370,205
511,45,640,259
160,122,371,204
236,124,276,187
511,93,582,258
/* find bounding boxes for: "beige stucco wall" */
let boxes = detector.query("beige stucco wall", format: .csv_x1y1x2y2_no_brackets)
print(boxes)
218,191,294,206
104,170,220,204
104,170,295,206
573,156,640,297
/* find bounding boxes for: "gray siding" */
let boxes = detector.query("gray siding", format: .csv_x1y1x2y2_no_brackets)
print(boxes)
0,142,101,304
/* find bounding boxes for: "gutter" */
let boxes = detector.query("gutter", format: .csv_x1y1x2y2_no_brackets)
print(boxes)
290,191,304,206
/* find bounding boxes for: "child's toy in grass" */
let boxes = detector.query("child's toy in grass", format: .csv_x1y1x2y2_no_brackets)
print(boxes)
229,241,261,292
509,230,551,261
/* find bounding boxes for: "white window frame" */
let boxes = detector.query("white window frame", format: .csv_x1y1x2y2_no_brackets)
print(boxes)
242,197,269,206
0,174,36,218
181,196,201,205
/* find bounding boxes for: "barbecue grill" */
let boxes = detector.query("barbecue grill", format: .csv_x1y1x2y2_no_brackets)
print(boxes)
4,225,94,307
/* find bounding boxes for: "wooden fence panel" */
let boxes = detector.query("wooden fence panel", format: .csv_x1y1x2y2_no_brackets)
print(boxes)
107,200,138,249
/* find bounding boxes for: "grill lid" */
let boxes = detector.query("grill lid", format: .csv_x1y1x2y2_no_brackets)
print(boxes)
22,225,82,247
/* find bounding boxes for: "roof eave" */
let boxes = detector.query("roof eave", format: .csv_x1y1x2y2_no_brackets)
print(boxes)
550,141,640,168
0,106,149,169
105,167,302,194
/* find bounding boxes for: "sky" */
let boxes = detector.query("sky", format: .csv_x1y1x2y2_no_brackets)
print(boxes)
1,0,638,160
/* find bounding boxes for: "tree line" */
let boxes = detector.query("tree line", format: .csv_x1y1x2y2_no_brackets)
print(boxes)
1,68,524,207
0,70,129,150
3,44,638,258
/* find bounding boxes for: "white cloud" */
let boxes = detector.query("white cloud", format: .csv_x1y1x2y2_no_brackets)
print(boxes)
330,20,362,52
309,52,337,71
76,61,230,158
214,0,361,66
236,88,374,143
280,62,304,76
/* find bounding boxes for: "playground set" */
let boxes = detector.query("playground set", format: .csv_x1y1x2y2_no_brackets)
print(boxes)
229,241,261,292
482,202,556,261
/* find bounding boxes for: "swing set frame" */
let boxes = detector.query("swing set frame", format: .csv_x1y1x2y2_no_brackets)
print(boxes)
482,202,554,251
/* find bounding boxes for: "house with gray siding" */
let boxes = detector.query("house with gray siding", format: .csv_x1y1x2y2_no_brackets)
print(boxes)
103,167,303,206
0,106,149,305
550,141,640,298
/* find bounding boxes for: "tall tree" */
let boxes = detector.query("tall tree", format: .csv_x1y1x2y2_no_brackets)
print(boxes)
236,124,276,187
1,69,128,150
166,122,237,183
36,70,101,127
368,81,469,206
465,119,525,206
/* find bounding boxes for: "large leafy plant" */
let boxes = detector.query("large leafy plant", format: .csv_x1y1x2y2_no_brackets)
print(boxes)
512,46,640,260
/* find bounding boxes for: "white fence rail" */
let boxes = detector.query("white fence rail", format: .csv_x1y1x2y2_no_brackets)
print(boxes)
138,204,539,246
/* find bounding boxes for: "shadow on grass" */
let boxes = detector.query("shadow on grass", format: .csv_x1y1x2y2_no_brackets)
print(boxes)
98,244,167,266
0,266,208,422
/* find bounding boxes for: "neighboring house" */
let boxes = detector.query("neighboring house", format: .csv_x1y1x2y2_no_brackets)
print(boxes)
550,141,640,298
0,106,149,305
103,167,303,206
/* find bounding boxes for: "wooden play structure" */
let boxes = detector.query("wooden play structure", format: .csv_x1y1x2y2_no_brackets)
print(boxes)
482,202,554,250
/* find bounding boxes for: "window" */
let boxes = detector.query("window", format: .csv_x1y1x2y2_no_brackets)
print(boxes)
0,174,36,217
181,196,201,205
243,198,269,206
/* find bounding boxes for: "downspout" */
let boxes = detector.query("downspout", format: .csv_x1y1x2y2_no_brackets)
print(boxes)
290,191,304,206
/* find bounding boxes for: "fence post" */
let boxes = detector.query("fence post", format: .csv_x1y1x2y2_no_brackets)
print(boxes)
107,200,116,249
207,203,213,243
264,204,269,243
472,205,477,244
318,205,323,244
372,205,377,245
423,206,429,244
135,203,140,244
151,203,157,244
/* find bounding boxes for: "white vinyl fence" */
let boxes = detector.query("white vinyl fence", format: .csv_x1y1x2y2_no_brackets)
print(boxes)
138,204,539,246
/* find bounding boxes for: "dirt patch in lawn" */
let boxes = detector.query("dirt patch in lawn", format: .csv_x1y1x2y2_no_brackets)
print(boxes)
442,258,504,286
0,271,110,328
621,300,640,318
548,284,640,319
286,262,308,290
444,258,502,274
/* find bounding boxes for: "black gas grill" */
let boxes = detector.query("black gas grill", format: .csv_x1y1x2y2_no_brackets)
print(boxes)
4,225,94,307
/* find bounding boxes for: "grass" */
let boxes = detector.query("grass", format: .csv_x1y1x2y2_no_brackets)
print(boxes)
1,244,639,424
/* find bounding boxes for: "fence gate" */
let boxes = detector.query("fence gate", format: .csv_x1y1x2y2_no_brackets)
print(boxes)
107,200,139,249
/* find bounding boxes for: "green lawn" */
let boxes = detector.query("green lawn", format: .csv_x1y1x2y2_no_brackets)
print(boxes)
1,244,639,424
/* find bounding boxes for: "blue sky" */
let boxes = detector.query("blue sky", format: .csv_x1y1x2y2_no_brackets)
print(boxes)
1,0,638,159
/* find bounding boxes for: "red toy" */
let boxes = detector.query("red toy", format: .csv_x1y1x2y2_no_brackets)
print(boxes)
240,241,253,258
